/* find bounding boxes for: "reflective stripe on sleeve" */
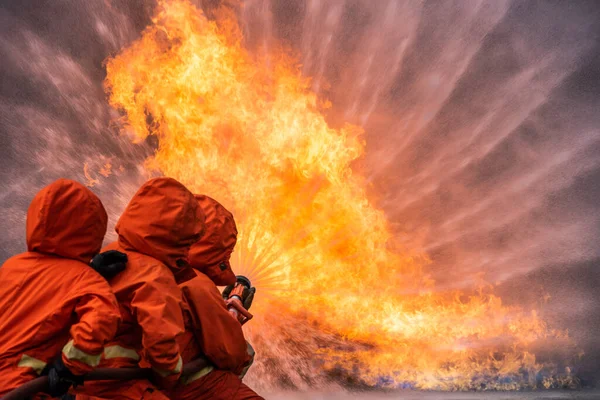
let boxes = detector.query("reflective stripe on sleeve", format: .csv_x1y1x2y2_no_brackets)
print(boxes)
181,365,214,385
103,345,140,361
152,355,183,377
62,339,101,367
246,341,255,358
239,341,256,379
17,354,47,375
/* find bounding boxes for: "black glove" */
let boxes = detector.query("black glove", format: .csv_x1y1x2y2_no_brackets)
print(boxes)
222,284,256,311
41,357,84,397
243,287,256,311
90,250,128,280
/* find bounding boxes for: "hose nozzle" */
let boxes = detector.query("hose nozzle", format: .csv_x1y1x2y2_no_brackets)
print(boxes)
226,275,254,325
236,275,252,289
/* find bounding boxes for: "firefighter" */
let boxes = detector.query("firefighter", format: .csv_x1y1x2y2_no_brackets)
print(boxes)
0,179,123,398
75,177,205,400
165,194,263,400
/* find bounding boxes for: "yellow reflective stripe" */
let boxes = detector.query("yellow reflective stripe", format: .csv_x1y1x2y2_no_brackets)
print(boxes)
174,356,183,374
17,354,47,375
103,345,140,361
152,355,183,378
62,340,101,367
246,341,255,358
239,341,255,379
181,365,214,385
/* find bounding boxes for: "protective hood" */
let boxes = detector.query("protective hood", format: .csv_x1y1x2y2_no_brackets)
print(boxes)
188,194,237,286
115,177,205,269
26,178,108,263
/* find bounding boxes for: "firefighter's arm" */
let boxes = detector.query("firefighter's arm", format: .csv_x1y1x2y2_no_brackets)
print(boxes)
182,275,250,374
131,267,185,385
62,270,121,375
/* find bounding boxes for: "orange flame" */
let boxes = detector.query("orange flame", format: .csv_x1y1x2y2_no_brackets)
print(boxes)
105,0,578,390
83,162,100,187
99,162,113,178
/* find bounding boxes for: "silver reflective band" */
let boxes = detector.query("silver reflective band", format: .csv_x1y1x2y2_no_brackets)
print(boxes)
104,345,140,361
152,355,183,377
62,340,101,367
239,341,255,380
181,365,214,385
17,354,47,375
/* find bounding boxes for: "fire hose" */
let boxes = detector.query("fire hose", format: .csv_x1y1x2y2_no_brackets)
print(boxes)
3,276,255,399
1,357,209,400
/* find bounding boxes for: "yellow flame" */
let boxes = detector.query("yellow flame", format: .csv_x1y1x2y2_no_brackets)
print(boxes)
105,0,578,390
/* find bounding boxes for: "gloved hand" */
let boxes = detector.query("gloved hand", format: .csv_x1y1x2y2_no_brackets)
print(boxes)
222,284,256,311
90,250,128,280
41,357,84,397
242,286,256,311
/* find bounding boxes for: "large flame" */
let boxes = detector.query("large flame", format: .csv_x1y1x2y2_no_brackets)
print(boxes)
105,0,578,391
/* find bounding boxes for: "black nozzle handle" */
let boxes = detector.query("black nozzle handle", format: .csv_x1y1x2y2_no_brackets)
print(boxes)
236,275,251,289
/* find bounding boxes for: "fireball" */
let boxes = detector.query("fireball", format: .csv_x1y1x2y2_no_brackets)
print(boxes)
105,0,578,391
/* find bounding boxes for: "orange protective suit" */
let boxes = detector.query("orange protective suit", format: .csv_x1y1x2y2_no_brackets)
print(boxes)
0,179,121,398
187,195,238,286
166,195,263,400
75,177,205,400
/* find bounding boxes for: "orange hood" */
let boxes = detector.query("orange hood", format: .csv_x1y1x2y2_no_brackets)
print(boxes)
115,177,205,269
188,195,237,286
26,178,108,263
